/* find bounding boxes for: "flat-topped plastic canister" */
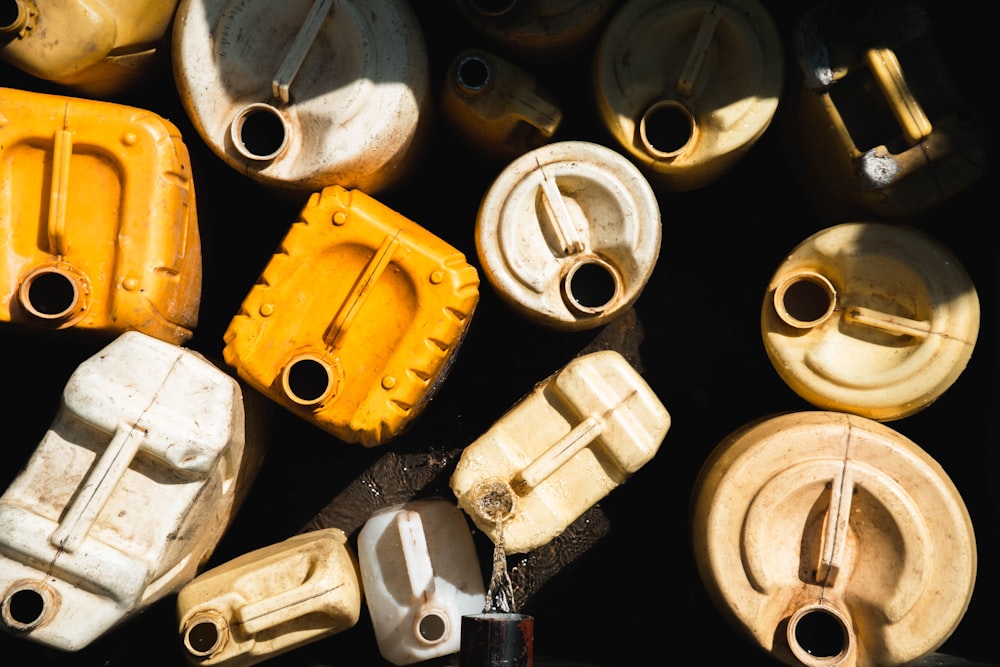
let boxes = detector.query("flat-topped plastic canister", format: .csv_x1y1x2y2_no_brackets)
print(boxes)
761,222,979,422
690,411,977,667
172,0,431,196
0,331,260,652
592,0,784,191
223,185,480,447
0,86,201,345
475,141,661,331
450,349,670,554
177,528,362,667
440,48,562,163
0,0,179,98
357,497,486,665
784,0,985,221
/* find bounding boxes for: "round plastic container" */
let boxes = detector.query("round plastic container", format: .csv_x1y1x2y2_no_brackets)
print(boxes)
761,222,979,421
593,0,783,191
475,141,661,331
691,411,977,667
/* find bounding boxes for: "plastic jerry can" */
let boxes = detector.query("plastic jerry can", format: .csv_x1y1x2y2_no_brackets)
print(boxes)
592,0,784,192
171,0,431,197
0,0,180,98
0,330,261,652
784,1,985,222
440,48,562,163
357,497,486,665
453,0,619,63
0,86,202,345
450,349,670,554
690,411,977,667
176,528,362,667
223,185,480,447
475,141,661,331
761,222,979,422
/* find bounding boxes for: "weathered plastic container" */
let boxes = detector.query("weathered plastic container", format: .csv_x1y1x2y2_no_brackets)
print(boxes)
785,1,985,221
450,349,670,554
761,222,979,422
223,185,480,447
0,331,261,652
454,0,617,62
0,86,201,345
0,0,179,98
440,48,562,162
176,528,362,667
476,141,660,331
691,411,977,667
172,0,431,197
357,497,486,665
593,0,784,191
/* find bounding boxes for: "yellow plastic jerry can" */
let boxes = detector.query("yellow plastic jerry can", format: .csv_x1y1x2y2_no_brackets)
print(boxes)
177,528,362,667
0,0,180,98
0,87,202,345
450,349,670,554
223,186,480,447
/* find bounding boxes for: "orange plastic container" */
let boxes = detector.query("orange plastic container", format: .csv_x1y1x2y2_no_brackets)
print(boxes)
0,86,201,345
223,186,479,447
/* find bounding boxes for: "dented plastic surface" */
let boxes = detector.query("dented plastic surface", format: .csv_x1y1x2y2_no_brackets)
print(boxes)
357,498,486,666
223,185,480,447
450,349,669,554
593,0,784,191
0,86,202,344
172,0,431,195
0,0,179,97
761,222,979,422
691,411,977,667
0,331,257,652
176,528,362,667
476,141,661,331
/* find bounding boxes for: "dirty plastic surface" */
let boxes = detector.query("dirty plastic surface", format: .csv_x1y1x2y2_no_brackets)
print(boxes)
691,411,977,667
761,222,979,421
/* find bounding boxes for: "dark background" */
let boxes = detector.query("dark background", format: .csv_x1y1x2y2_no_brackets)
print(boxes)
0,1,995,665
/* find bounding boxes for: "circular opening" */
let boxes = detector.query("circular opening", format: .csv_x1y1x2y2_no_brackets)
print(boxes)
2,582,55,632
281,354,336,406
639,101,695,158
456,55,492,93
563,258,620,315
184,618,223,657
18,268,81,321
773,272,837,329
0,0,27,33
416,610,449,644
471,479,515,524
231,104,289,161
468,0,518,17
788,606,850,665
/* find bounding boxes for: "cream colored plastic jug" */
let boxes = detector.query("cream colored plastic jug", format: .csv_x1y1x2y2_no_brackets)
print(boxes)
475,141,661,331
177,528,362,667
171,0,431,196
450,349,670,554
0,331,259,652
691,411,977,667
761,222,979,421
357,497,486,665
593,0,784,191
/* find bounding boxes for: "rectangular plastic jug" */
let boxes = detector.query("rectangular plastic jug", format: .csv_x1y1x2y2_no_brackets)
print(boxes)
177,528,362,667
0,0,180,97
0,331,259,652
223,185,479,447
0,86,202,345
450,349,670,554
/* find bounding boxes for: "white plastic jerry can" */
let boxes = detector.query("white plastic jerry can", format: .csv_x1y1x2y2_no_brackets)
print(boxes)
171,0,431,196
357,497,486,666
0,331,259,652
450,350,670,554
177,528,362,667
691,411,977,667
